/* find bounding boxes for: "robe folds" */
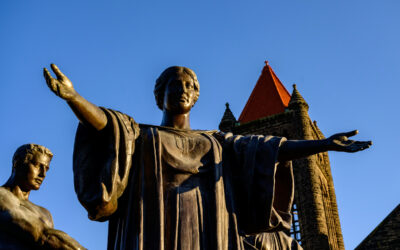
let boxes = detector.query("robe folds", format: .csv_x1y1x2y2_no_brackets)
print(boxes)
73,108,295,250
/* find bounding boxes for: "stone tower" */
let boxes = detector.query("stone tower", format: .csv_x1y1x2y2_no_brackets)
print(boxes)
219,61,345,250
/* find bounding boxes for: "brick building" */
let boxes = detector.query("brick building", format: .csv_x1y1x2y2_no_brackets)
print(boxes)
219,61,344,249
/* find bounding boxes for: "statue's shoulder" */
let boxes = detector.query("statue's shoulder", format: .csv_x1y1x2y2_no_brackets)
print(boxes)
0,186,14,200
0,186,8,195
101,107,136,123
0,187,53,228
0,187,19,210
0,187,50,216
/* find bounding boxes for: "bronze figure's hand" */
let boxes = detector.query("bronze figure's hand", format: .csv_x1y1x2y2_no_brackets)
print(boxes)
43,63,107,130
44,64,77,101
327,130,372,152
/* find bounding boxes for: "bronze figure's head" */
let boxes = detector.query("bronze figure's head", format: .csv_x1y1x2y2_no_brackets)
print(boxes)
154,66,200,114
11,144,53,191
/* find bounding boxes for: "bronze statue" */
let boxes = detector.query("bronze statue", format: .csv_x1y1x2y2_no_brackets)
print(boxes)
43,64,371,250
0,144,85,249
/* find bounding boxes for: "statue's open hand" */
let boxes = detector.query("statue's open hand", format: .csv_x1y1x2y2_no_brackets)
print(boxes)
327,130,372,153
43,64,77,101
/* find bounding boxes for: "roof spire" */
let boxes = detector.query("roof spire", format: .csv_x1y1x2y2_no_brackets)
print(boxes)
238,61,291,123
219,102,237,132
288,84,309,111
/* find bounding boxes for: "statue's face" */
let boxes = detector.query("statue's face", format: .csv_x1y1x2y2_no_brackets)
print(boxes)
163,73,196,114
17,152,51,191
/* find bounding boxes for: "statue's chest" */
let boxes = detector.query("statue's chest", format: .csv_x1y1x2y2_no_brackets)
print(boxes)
21,200,53,228
159,130,213,175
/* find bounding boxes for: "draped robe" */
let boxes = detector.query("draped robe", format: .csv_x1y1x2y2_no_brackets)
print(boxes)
73,108,297,250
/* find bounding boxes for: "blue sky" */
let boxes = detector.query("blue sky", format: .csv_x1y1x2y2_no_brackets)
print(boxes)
0,1,399,249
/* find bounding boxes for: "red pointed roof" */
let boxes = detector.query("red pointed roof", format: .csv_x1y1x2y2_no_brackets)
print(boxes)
238,61,291,123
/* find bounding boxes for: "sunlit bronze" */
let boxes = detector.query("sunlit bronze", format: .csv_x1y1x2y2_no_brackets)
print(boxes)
0,144,85,249
43,64,371,250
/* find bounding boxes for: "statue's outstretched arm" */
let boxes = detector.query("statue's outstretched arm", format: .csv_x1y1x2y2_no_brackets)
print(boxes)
278,130,372,162
43,64,107,131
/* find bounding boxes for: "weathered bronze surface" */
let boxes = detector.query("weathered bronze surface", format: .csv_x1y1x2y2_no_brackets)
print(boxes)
43,64,371,249
0,144,85,249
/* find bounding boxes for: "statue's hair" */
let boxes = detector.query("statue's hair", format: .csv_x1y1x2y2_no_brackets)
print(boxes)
12,144,53,170
154,66,200,110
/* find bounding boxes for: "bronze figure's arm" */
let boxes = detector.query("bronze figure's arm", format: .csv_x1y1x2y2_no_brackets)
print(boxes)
278,130,372,162
43,64,107,131
42,228,86,250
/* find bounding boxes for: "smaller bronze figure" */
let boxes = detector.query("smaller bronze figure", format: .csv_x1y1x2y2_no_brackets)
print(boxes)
0,144,85,250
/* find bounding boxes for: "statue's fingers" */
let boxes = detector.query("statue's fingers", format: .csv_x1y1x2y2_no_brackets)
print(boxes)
356,145,370,152
363,144,371,150
356,141,372,147
343,130,358,138
56,83,61,96
362,141,372,149
50,63,66,80
43,68,53,82
353,141,372,151
43,69,58,93
43,71,53,88
49,79,58,93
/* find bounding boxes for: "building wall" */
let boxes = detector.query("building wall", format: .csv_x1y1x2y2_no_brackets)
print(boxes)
230,107,344,250
355,204,400,250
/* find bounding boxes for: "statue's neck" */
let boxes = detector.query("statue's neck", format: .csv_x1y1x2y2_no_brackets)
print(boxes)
160,110,191,130
3,177,30,200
